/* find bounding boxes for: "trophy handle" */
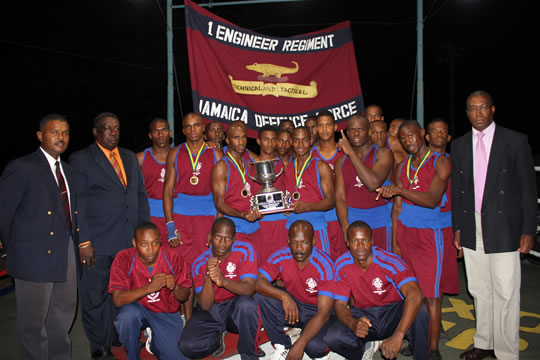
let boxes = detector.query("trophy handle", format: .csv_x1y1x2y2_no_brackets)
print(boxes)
274,167,283,179
246,162,262,184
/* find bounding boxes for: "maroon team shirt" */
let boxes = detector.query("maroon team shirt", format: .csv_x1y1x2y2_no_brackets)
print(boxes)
141,148,167,200
259,246,336,305
191,241,258,303
311,146,344,172
174,143,217,196
342,145,389,209
109,247,192,313
333,247,417,309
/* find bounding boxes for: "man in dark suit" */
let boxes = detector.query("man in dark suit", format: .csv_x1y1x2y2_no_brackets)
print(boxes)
69,112,150,359
452,90,536,360
0,114,78,360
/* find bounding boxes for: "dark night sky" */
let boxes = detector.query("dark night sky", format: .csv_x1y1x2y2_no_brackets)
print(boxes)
1,0,539,172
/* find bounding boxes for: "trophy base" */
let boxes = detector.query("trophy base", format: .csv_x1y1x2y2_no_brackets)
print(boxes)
251,190,292,214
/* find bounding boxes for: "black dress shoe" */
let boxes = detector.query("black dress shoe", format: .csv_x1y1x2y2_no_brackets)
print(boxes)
459,347,496,360
91,347,118,360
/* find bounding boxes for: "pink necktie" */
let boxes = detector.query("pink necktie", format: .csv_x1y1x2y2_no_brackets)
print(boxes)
474,132,487,213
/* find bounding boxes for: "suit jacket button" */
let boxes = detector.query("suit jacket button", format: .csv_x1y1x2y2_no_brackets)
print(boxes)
463,210,467,213
77,228,80,232
74,210,78,214
47,211,52,215
461,190,465,194
503,169,508,173
498,210,503,214
459,170,464,174
47,250,51,254
50,232,54,235
500,190,504,195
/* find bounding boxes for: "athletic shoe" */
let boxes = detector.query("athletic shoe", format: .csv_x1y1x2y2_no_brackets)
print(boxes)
361,340,382,360
144,327,153,355
270,344,290,360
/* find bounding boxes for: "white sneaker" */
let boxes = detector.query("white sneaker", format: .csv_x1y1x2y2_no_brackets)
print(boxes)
361,340,382,360
270,344,290,360
145,327,153,355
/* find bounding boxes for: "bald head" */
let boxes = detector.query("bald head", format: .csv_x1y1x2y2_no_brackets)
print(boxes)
365,105,384,123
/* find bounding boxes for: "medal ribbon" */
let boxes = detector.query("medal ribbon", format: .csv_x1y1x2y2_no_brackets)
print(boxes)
406,149,431,185
227,152,246,184
185,142,206,173
295,154,312,188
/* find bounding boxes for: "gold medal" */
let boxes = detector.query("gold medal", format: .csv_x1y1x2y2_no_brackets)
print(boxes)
190,175,199,185
292,191,301,201
241,188,249,198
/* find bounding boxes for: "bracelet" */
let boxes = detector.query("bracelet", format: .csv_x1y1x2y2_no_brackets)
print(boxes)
78,241,91,248
166,221,177,241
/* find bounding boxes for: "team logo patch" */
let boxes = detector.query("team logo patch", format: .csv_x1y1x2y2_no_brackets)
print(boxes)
225,261,237,278
159,168,166,183
147,278,161,302
372,277,386,295
354,175,364,188
306,278,318,293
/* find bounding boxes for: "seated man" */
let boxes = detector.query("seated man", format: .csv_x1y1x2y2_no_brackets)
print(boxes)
179,218,260,360
109,222,192,360
256,220,335,360
325,221,429,360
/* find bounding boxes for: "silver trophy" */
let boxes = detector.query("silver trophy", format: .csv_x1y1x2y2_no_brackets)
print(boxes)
248,159,292,214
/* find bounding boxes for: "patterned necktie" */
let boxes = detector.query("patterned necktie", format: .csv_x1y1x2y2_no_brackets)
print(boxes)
55,161,72,230
474,132,487,213
110,152,127,188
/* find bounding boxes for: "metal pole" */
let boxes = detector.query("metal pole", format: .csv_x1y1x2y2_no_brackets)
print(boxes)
417,0,424,127
167,0,175,142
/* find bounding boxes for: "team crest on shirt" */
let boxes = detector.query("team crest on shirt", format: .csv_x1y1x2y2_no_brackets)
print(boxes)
244,182,252,197
225,262,237,278
194,162,202,176
305,278,318,293
147,278,161,302
159,168,166,183
372,277,386,295
354,176,364,188
411,177,420,190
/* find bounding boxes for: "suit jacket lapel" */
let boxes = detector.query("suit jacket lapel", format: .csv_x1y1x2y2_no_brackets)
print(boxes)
484,126,504,194
90,143,125,189
36,149,65,213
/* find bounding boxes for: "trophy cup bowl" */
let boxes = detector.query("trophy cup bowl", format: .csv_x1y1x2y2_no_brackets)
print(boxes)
248,159,292,214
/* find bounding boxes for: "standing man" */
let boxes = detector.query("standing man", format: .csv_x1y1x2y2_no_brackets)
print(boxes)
278,119,295,133
250,125,289,264
163,113,222,320
452,91,536,360
276,128,294,167
305,115,319,146
376,120,451,359
204,120,225,150
284,127,335,256
369,120,389,149
69,112,150,359
212,121,262,243
425,118,459,296
180,218,260,360
137,117,172,244
0,114,78,360
311,110,346,260
325,221,429,360
256,220,336,360
335,115,394,251
365,104,384,123
388,118,408,164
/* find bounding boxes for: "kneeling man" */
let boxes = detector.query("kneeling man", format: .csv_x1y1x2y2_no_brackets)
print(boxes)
256,220,335,360
109,222,192,360
325,221,429,360
180,217,260,360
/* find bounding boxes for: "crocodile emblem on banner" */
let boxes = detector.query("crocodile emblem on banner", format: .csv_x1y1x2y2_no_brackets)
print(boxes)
228,61,318,99
246,61,299,78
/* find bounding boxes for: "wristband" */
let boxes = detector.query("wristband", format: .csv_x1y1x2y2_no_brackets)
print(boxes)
166,221,177,242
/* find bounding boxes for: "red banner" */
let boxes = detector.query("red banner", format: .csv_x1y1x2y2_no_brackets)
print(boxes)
185,0,364,137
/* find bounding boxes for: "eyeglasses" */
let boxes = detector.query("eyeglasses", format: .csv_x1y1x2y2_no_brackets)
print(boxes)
467,105,492,112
